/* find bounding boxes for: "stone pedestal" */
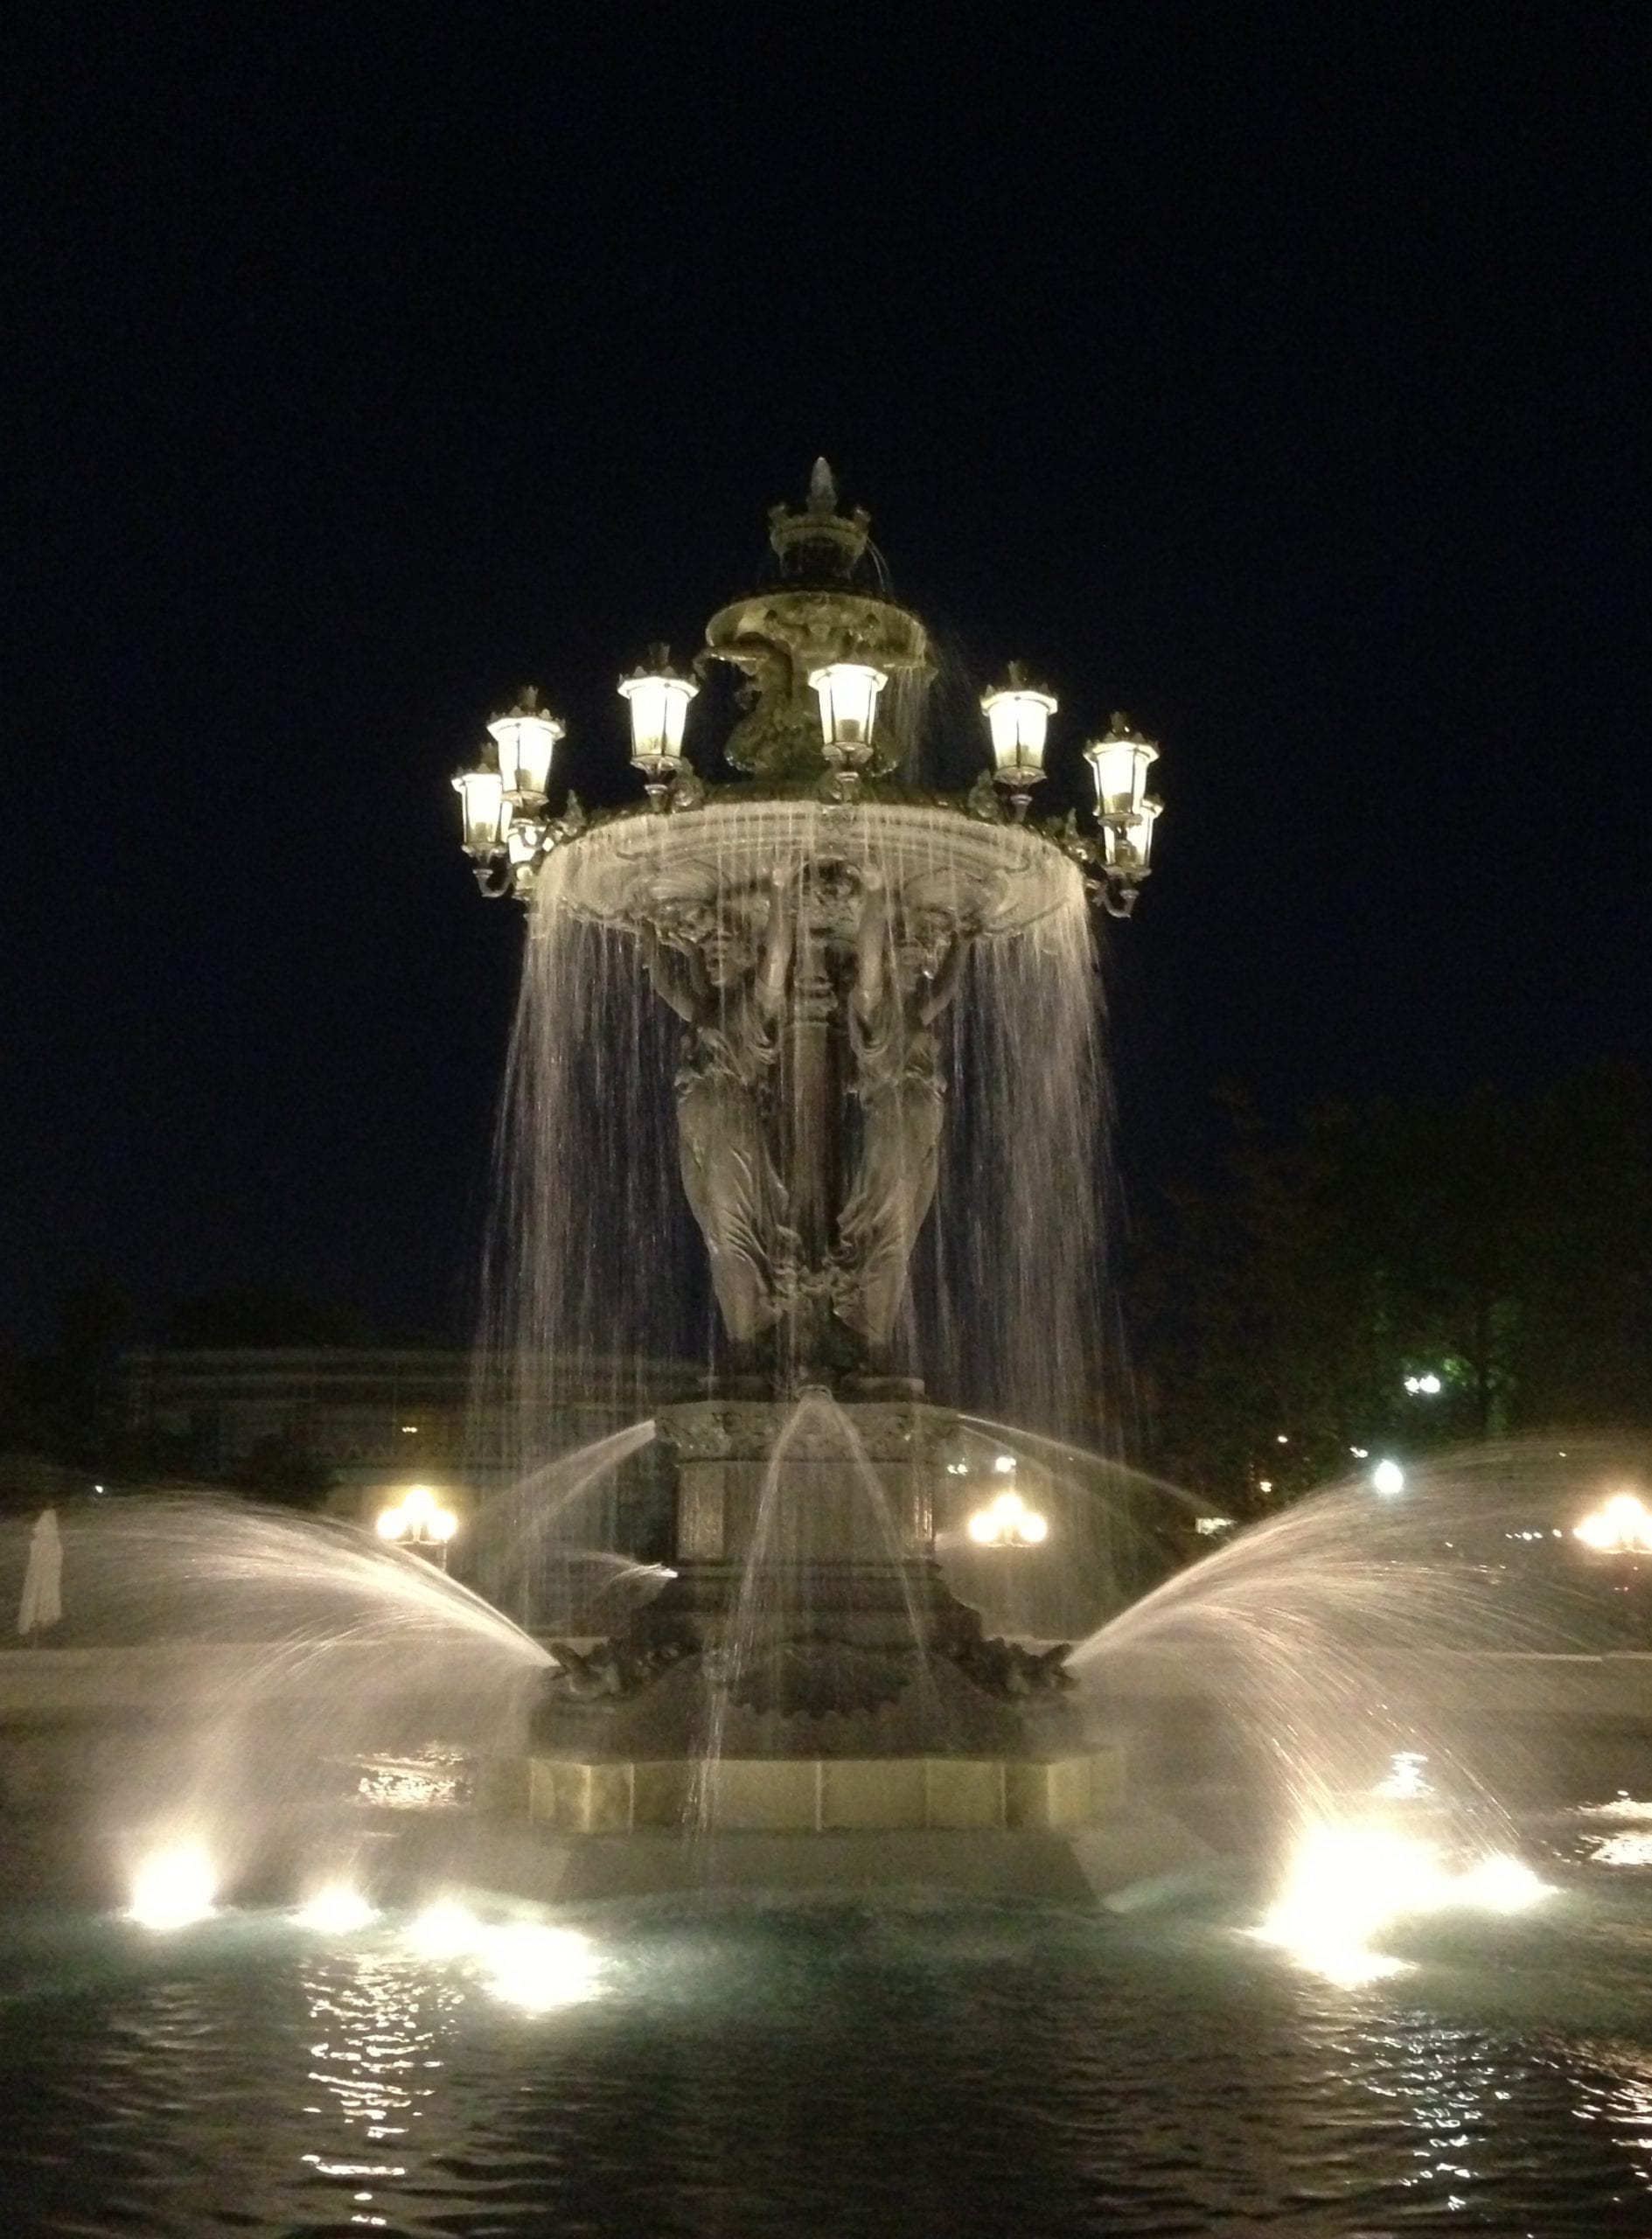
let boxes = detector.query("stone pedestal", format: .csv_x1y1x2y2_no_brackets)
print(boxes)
668,1395,937,1563
532,1397,1082,1772
518,1747,1125,1833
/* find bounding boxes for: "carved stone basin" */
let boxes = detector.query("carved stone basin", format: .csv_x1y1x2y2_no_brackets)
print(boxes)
544,799,1081,947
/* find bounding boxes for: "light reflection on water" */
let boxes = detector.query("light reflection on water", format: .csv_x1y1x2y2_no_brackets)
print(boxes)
3,1830,1652,2236
303,1941,456,2148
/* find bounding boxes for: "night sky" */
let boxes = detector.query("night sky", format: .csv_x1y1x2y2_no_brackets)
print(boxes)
4,6,1648,1348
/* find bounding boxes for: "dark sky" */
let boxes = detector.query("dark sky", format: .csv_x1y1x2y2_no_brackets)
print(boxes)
3,5,1648,1347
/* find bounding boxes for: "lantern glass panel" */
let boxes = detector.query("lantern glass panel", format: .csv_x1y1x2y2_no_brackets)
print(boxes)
808,662,886,750
487,713,562,797
620,672,697,764
1086,736,1157,818
982,687,1056,773
453,769,507,854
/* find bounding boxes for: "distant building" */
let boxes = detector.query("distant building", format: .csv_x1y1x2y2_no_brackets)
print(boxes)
115,1347,693,1537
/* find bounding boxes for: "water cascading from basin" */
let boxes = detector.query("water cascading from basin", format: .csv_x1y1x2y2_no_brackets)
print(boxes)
460,471,1154,1798
0,1496,551,1902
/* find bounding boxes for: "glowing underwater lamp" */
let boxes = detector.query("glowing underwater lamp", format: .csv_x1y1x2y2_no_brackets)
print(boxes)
620,645,699,806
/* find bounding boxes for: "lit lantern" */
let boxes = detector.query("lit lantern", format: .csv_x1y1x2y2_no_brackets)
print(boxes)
808,661,887,762
965,1489,1049,1547
506,821,542,871
376,1484,459,1559
981,665,1057,783
1084,714,1160,820
452,765,509,856
1101,795,1162,871
619,647,699,789
1574,1489,1652,1553
486,694,563,800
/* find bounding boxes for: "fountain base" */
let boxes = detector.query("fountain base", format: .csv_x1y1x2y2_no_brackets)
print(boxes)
492,1745,1122,1833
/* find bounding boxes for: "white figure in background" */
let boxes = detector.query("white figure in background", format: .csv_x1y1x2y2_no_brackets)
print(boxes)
836,867,969,1350
642,868,799,1343
17,1505,63,1641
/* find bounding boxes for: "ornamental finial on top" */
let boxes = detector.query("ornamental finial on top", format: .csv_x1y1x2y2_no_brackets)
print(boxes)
768,458,872,582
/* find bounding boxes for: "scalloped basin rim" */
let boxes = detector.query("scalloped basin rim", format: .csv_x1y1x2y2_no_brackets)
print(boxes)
546,799,1082,941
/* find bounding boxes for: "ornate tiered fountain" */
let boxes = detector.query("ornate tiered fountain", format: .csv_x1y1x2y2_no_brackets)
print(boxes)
452,465,1163,1858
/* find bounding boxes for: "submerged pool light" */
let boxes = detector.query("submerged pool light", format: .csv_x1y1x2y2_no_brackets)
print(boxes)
129,1842,219,1931
1256,1817,1553,1986
296,1880,378,1934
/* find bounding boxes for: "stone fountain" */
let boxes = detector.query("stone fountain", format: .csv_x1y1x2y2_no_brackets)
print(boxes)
453,466,1165,1870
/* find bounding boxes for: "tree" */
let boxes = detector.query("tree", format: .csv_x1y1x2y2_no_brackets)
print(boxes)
1126,1068,1652,1507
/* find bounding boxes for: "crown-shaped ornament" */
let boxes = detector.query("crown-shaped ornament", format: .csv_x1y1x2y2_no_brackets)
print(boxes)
767,457,872,581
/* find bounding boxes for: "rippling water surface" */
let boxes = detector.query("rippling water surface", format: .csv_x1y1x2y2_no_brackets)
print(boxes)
3,1812,1652,2238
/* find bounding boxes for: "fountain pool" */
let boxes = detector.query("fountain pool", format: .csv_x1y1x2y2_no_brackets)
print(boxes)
3,1802,1652,2236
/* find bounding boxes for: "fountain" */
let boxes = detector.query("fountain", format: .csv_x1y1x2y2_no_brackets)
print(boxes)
3,473,1651,2236
452,465,1171,1880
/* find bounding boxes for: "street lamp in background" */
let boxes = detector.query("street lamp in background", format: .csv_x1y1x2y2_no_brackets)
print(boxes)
967,1458,1049,1548
377,1485,459,1570
1574,1491,1652,1554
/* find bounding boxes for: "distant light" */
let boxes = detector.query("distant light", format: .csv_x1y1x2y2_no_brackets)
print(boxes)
400,1425,419,1435
1574,1490,1652,1554
1195,1516,1234,1537
993,1454,1017,1475
1257,1478,1273,1494
1372,1460,1405,1496
1275,1433,1289,1445
966,1489,1048,1548
129,1843,218,1931
93,1482,105,1495
297,1881,377,1934
1349,1447,1370,1460
377,1485,458,1550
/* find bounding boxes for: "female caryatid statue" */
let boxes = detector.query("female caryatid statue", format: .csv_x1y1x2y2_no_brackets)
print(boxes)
834,868,969,1353
641,870,799,1344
